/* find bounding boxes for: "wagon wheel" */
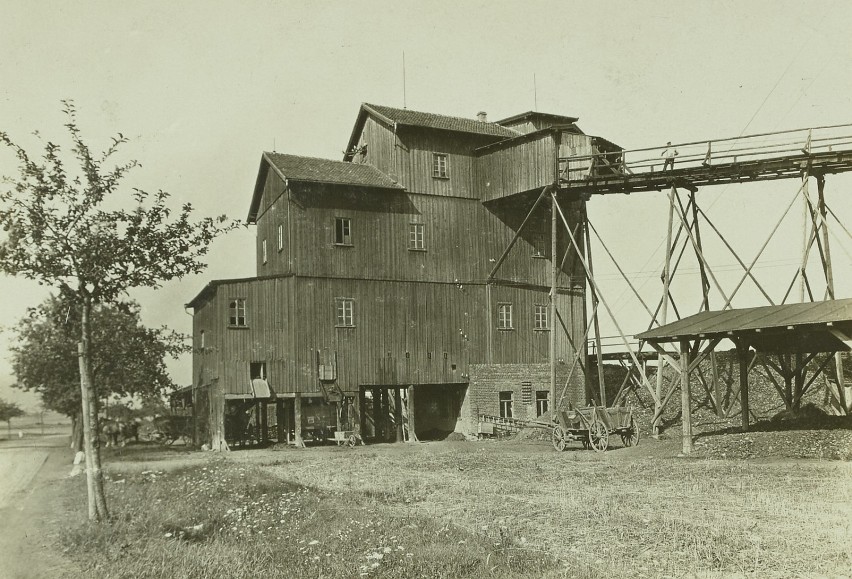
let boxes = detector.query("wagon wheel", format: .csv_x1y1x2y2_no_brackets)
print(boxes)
588,420,609,452
551,426,566,452
347,434,358,448
620,417,640,447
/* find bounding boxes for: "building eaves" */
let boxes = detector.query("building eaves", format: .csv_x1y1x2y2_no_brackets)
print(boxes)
495,110,580,126
247,152,403,223
185,273,295,310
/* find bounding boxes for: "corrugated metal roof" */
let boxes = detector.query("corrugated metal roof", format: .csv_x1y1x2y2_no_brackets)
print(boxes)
265,153,403,189
364,103,519,138
636,298,852,341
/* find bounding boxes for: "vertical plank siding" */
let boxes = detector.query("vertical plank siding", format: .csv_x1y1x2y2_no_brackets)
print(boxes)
475,133,557,202
191,109,597,420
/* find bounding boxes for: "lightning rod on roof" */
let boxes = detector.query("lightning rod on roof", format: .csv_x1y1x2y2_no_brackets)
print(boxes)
534,73,538,112
402,51,407,109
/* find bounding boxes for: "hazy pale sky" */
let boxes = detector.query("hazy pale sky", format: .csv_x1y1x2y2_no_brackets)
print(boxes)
2,0,851,408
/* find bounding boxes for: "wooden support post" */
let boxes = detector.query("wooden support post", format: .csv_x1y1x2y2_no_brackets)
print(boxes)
394,388,404,442
737,342,750,431
276,400,286,443
679,339,693,455
357,388,366,438
550,194,558,413
583,203,606,407
294,392,305,448
655,186,676,436
372,388,382,441
259,401,268,444
800,171,810,303
407,385,418,442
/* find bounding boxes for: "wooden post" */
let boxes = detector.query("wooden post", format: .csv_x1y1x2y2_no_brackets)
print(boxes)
407,385,418,442
276,400,286,443
294,392,305,448
550,192,558,413
737,342,750,431
654,187,677,436
260,401,268,444
357,388,367,438
816,175,847,413
583,203,606,407
372,388,382,441
679,339,693,455
255,401,262,444
394,388,404,442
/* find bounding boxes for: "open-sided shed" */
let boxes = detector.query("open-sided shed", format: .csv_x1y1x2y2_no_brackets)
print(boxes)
636,298,852,453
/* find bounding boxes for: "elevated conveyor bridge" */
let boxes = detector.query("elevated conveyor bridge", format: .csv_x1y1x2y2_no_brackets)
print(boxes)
558,124,852,195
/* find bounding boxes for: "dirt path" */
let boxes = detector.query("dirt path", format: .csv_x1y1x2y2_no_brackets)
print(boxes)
0,435,82,579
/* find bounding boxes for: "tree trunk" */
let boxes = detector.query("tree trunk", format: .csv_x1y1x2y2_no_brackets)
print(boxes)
78,297,109,521
70,413,84,452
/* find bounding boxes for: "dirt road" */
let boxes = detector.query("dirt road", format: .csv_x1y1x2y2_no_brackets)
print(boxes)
0,434,81,579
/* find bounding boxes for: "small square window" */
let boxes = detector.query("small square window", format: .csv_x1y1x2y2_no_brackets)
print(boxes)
497,303,513,330
335,298,354,327
262,239,268,264
277,224,284,251
536,390,550,417
432,153,448,178
499,391,513,418
335,217,352,245
534,304,549,330
409,223,425,251
229,298,247,327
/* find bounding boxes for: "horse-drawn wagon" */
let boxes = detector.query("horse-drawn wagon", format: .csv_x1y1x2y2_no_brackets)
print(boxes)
551,405,639,452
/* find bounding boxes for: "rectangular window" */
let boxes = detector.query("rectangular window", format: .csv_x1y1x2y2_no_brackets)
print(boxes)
250,362,266,380
334,217,352,245
335,298,354,327
534,304,549,330
277,224,284,251
409,223,425,251
532,234,546,258
228,298,247,327
262,239,268,264
499,391,513,418
497,303,513,330
432,153,448,178
199,330,205,349
536,390,550,417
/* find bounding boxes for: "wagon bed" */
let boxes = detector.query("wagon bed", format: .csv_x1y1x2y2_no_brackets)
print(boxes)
551,405,639,452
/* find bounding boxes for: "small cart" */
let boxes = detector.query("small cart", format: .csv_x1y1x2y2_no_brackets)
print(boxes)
333,430,362,447
551,405,639,452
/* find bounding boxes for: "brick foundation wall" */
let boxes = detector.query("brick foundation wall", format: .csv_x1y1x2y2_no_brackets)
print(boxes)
463,362,586,432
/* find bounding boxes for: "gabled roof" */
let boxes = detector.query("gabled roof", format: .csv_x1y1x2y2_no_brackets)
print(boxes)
636,298,852,354
495,111,580,126
247,152,403,223
345,103,519,159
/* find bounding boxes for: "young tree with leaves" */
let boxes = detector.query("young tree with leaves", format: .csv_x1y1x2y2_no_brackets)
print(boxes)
0,101,237,521
0,399,25,439
11,295,187,451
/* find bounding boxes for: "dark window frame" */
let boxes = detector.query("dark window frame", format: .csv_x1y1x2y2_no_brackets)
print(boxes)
408,222,426,251
499,391,514,418
432,152,449,179
535,390,550,417
335,297,355,328
534,304,549,330
334,217,353,246
497,302,513,330
228,298,248,328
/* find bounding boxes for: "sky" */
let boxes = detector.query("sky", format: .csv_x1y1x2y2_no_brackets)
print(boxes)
1,0,851,409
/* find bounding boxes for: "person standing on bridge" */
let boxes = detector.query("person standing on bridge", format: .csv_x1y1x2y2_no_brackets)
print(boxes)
661,142,678,171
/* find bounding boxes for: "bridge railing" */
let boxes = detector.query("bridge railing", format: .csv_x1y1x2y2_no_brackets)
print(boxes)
559,123,852,181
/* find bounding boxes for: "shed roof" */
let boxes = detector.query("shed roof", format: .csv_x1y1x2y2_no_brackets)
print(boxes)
247,152,402,223
635,299,852,354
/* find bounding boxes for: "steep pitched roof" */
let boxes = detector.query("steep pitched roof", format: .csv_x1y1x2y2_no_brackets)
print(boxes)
345,103,519,159
364,103,520,138
247,152,402,223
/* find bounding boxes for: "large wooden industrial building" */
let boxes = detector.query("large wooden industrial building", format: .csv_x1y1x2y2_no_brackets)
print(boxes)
186,103,621,449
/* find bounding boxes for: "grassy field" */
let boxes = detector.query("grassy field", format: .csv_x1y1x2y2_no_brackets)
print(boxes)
53,437,851,578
